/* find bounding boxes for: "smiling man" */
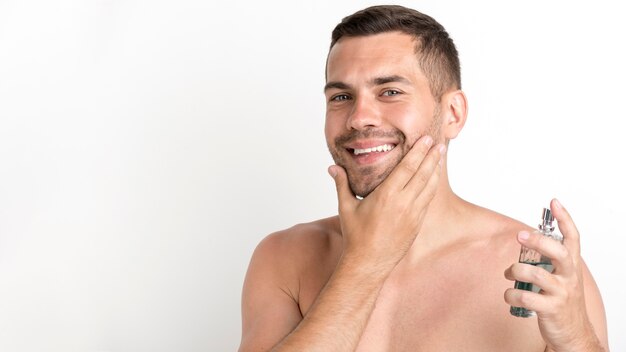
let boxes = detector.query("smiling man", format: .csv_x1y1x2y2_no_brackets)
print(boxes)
239,5,608,352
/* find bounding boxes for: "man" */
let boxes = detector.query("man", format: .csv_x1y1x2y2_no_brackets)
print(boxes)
239,5,609,351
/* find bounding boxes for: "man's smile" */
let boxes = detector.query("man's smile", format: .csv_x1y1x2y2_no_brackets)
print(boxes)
342,141,400,167
351,143,396,155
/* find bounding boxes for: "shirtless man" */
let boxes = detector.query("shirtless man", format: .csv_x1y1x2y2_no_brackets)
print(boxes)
239,5,609,351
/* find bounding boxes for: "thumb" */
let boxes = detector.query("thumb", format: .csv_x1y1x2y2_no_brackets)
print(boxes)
328,165,356,210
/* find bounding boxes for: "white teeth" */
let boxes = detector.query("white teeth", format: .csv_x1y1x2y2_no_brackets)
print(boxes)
353,144,395,155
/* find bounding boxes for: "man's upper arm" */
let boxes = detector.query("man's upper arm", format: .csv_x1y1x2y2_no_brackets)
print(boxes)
582,259,609,351
239,233,304,352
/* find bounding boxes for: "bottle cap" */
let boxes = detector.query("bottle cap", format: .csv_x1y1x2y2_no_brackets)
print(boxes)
539,207,555,232
542,208,554,223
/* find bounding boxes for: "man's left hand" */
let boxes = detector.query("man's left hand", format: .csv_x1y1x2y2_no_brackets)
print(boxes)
504,199,605,352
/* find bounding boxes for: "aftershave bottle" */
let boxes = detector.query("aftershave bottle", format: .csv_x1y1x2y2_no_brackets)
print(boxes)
510,207,563,317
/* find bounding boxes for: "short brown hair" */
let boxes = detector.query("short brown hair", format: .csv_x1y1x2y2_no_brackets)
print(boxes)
329,5,461,101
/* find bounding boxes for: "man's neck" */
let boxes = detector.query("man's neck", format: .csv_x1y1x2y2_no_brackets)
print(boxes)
399,166,474,265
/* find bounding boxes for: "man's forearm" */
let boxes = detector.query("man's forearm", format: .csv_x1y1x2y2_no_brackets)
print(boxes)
546,334,607,352
272,257,392,351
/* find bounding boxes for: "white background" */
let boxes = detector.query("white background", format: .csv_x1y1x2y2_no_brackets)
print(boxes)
0,0,624,351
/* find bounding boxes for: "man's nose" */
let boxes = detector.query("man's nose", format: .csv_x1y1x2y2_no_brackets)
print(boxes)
346,96,381,130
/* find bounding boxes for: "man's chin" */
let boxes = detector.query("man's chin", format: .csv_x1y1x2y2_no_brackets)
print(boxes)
344,163,397,198
347,176,383,198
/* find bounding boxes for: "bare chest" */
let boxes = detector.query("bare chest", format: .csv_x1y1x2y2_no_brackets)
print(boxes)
355,259,546,351
299,252,546,352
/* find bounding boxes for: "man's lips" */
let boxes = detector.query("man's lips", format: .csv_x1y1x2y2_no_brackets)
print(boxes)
343,141,398,165
349,143,396,155
344,140,398,152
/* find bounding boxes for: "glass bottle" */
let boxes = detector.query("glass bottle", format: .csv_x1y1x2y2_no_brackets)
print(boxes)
510,208,563,317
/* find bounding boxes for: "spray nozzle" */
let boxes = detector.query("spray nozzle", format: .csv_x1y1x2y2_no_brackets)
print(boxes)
539,207,555,232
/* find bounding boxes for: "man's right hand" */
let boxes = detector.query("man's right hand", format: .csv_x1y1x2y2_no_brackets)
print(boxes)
241,135,447,352
328,135,446,269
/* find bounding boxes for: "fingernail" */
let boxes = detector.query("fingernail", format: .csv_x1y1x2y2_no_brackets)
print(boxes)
422,135,433,146
438,144,447,155
518,231,530,241
554,198,562,209
328,166,337,178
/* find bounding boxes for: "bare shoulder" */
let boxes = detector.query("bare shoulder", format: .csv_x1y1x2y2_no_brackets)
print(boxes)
449,202,537,266
254,216,342,269
464,203,533,242
247,216,343,301
240,216,342,351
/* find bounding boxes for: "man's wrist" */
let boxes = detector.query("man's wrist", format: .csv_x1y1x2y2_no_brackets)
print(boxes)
339,250,399,279
549,327,606,352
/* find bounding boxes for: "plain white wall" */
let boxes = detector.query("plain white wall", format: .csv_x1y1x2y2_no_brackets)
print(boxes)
0,0,623,351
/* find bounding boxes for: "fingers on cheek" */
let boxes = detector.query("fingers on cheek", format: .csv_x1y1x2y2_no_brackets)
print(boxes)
411,166,439,207
422,169,440,199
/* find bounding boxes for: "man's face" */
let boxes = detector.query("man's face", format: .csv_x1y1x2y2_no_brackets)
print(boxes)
325,31,442,197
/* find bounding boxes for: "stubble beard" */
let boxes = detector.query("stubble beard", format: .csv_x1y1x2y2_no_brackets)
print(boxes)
328,108,442,198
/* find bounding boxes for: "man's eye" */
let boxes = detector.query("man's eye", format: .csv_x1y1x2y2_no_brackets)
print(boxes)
381,89,401,97
331,94,351,102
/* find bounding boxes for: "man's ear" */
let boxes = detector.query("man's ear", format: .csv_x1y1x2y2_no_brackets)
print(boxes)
441,90,468,140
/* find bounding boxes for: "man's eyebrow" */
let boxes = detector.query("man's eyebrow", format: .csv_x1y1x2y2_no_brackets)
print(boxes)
372,75,411,85
324,81,352,92
324,75,411,92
